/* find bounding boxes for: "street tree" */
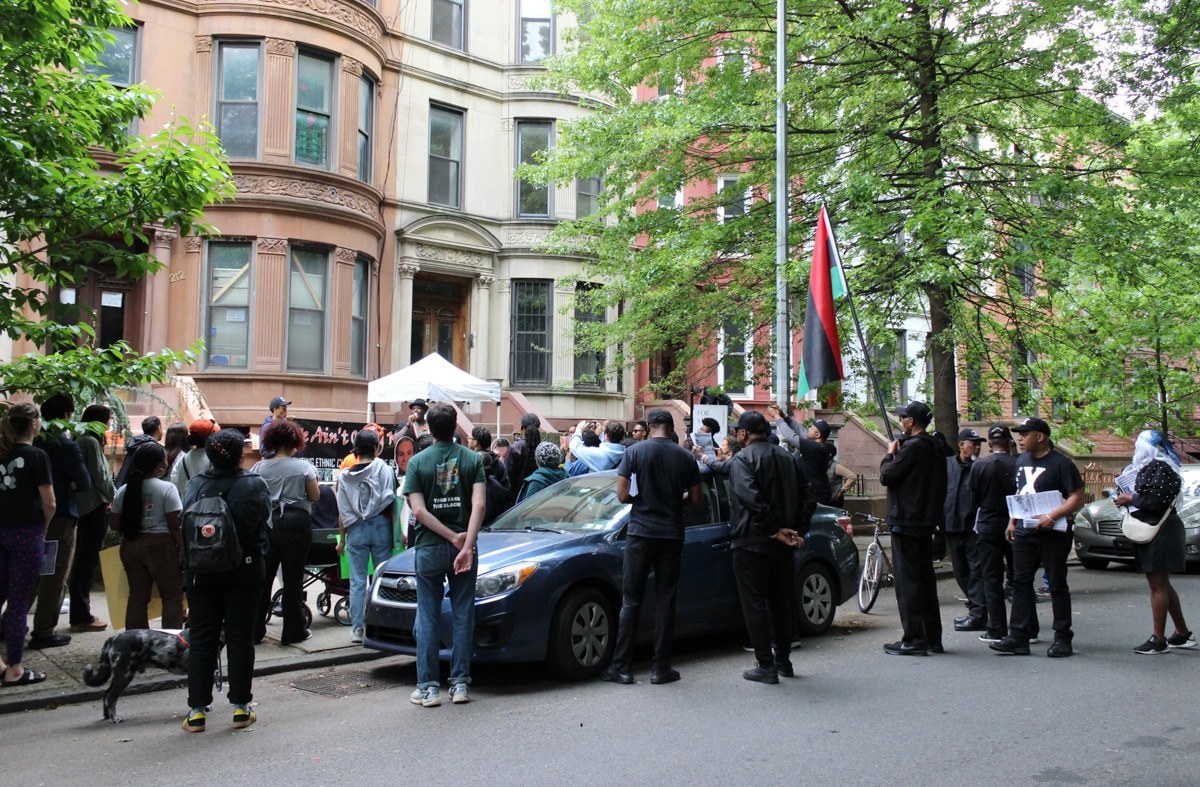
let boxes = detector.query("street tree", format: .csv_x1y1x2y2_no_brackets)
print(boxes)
530,0,1145,435
0,0,232,424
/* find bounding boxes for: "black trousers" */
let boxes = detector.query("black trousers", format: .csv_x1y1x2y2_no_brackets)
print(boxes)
610,535,682,673
891,530,942,647
1009,530,1072,644
975,532,1009,638
255,509,313,644
946,531,986,620
68,505,108,625
186,559,264,708
733,542,795,666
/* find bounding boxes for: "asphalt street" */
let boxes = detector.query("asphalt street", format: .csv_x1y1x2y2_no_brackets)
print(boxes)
1,565,1197,786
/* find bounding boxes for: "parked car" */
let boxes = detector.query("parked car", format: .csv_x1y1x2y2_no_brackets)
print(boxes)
1075,465,1200,570
363,470,859,680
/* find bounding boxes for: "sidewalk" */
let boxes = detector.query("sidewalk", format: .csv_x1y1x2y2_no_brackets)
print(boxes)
0,588,394,716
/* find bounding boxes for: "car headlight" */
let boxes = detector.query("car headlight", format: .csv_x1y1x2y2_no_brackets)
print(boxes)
475,562,538,599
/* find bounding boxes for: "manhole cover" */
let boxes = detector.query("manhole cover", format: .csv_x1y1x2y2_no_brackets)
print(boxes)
289,669,393,697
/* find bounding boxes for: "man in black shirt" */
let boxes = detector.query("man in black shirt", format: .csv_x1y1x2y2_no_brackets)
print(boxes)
728,411,815,683
969,425,1018,644
768,404,833,505
990,418,1085,658
945,428,987,631
603,409,703,686
879,401,947,656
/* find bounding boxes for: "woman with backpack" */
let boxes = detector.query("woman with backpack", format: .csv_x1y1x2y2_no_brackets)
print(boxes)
336,428,396,645
109,442,184,630
180,429,270,733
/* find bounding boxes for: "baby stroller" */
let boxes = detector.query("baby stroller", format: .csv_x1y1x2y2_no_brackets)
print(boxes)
266,485,353,627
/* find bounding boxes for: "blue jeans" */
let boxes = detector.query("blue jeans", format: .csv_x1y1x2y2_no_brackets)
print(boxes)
414,542,477,689
345,513,393,632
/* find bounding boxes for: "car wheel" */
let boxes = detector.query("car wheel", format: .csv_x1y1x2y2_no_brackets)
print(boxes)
546,587,615,681
795,562,836,637
1078,555,1110,571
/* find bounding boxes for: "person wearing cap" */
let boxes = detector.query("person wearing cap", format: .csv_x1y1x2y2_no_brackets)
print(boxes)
767,404,834,506
260,397,292,460
169,418,218,498
726,410,815,683
969,425,1019,645
944,428,988,632
400,399,432,441
879,401,947,656
603,408,703,686
990,417,1085,658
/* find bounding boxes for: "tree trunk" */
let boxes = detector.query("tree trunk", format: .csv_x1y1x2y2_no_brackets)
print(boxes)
928,284,959,439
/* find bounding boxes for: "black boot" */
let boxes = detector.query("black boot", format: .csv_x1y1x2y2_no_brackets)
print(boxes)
743,661,779,684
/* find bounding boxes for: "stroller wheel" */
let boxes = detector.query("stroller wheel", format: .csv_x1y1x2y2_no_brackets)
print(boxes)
266,589,284,622
334,597,352,626
317,591,331,616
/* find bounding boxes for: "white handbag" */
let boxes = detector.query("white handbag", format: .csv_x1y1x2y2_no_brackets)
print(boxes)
1120,505,1171,544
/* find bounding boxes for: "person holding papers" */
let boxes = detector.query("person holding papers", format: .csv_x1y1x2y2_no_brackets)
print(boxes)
991,418,1085,658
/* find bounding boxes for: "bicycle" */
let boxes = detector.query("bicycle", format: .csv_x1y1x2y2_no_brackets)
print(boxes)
855,512,893,613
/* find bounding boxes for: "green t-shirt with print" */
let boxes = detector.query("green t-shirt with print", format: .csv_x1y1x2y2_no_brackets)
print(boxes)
402,441,485,549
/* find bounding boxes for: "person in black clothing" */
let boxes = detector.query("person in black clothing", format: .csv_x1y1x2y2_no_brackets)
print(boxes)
602,408,703,686
879,401,947,656
181,429,271,732
767,404,833,505
115,416,164,487
469,427,510,497
945,428,987,632
970,425,1018,645
728,411,815,684
503,413,542,506
990,417,1084,658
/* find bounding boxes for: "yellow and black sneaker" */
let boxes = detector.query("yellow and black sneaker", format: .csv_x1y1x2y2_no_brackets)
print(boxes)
182,708,206,733
231,705,256,729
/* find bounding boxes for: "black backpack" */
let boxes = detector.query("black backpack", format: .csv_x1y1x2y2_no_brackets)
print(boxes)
181,476,248,573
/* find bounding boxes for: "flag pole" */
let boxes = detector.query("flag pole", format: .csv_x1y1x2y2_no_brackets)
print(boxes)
773,0,790,411
821,204,894,441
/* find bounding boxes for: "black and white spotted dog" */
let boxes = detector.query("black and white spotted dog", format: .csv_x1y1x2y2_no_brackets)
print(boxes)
83,629,196,723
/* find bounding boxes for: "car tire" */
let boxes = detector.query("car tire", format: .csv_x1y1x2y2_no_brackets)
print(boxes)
795,562,836,637
546,587,615,681
1078,555,1110,571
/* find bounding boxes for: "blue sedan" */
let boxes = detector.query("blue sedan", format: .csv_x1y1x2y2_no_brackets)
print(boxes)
363,471,859,680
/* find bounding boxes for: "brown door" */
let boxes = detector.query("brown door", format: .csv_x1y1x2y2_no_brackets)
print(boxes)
411,276,467,368
53,267,142,351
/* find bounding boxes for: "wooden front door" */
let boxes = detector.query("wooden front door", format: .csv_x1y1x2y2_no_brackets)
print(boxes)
411,276,468,369
53,266,142,351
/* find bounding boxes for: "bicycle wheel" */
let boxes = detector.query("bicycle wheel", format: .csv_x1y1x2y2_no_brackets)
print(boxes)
858,541,883,613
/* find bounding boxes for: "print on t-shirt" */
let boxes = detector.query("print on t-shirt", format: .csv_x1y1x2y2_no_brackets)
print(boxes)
437,457,460,494
1,456,26,490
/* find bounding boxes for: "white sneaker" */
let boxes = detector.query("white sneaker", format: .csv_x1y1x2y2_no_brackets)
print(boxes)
450,684,470,704
350,628,364,644
409,687,440,707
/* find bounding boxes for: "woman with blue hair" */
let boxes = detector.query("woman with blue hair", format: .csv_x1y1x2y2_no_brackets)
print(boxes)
1112,430,1193,654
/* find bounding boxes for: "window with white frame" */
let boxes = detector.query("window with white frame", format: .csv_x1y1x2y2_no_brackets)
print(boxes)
429,105,463,208
351,257,370,377
287,247,328,372
215,42,260,159
520,0,552,63
718,317,751,397
358,74,374,184
1012,340,1038,417
295,51,334,168
718,175,749,223
206,242,252,369
432,0,465,50
517,120,552,217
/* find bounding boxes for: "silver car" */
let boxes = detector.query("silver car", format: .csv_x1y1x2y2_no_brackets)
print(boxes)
1075,465,1200,570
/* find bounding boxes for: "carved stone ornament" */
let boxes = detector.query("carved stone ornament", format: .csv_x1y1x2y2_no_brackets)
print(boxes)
555,283,575,296
211,0,384,44
507,75,526,90
153,228,179,249
476,274,495,289
335,247,358,265
256,237,288,254
496,279,511,294
266,38,295,56
183,236,204,252
233,175,382,222
503,229,548,246
195,35,212,54
342,56,363,76
414,243,485,268
397,263,420,279
499,119,513,133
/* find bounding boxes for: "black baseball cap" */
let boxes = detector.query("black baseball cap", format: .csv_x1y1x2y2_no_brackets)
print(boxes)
732,411,770,435
1011,417,1051,436
988,424,1012,441
813,419,831,440
645,408,675,425
894,401,932,425
957,428,984,443
268,396,291,411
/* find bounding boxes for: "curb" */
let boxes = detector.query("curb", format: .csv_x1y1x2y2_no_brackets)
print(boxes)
0,646,389,716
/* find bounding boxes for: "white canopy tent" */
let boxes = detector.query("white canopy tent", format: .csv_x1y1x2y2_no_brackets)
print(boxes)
367,353,502,434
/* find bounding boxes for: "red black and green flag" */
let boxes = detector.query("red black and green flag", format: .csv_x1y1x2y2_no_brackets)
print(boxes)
797,205,848,397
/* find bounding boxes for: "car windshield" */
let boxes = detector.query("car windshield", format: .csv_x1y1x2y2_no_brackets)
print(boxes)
489,474,630,532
